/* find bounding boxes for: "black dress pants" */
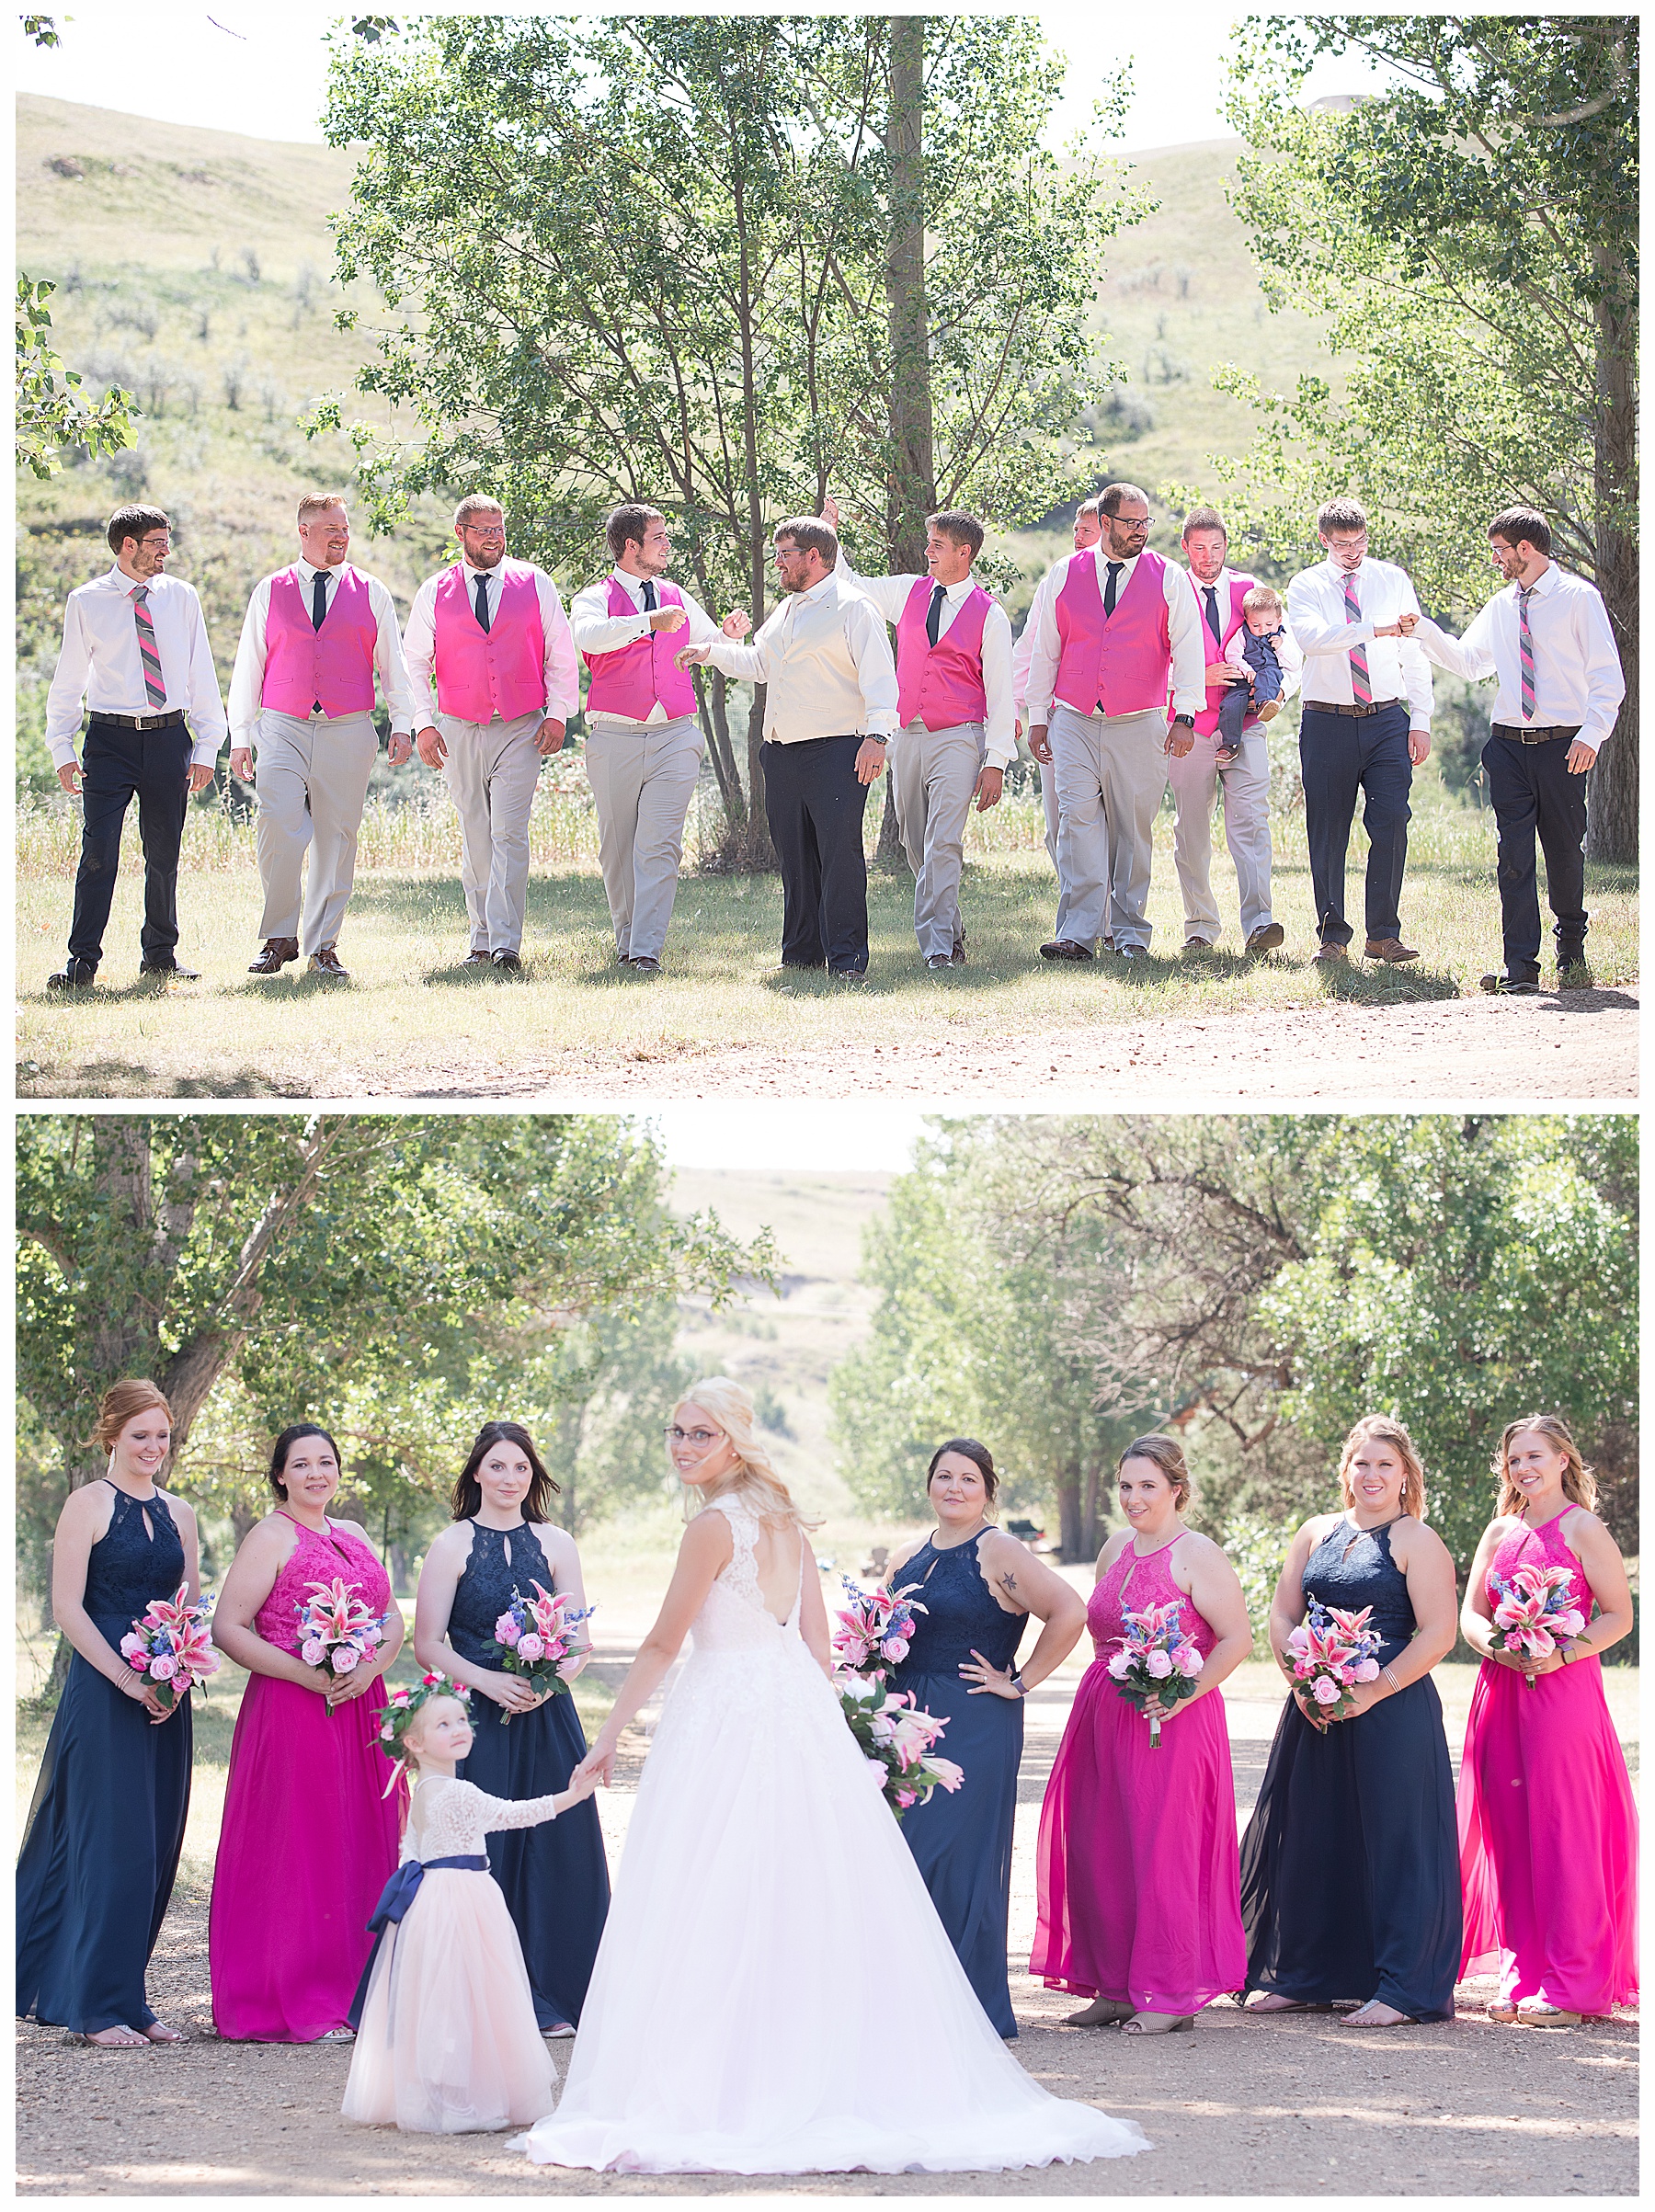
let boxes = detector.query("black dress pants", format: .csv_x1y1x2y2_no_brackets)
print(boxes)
67,719,192,968
1480,727,1587,979
760,735,871,973
1298,701,1412,946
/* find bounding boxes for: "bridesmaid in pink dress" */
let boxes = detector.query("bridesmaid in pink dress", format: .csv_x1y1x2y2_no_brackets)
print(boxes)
1457,1414,1637,2026
208,1424,406,2039
1032,1434,1252,2035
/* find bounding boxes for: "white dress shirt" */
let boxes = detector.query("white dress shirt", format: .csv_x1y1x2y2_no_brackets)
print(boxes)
1022,544,1207,724
1285,557,1432,729
834,561,1016,767
1011,562,1060,721
403,557,580,729
568,567,723,725
46,565,227,768
1410,562,1624,757
1191,567,1305,697
702,569,899,742
227,559,416,747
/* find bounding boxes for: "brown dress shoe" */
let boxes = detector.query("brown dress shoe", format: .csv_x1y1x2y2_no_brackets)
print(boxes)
1364,936,1420,963
462,948,494,969
308,944,350,979
1039,939,1094,962
1315,941,1349,963
1246,921,1286,952
248,938,299,975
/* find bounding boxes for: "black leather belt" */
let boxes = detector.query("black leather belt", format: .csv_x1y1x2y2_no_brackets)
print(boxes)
88,709,185,731
1303,700,1402,719
1492,723,1580,746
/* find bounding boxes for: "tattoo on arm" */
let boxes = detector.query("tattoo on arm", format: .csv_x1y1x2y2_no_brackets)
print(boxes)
1001,1572,1018,1593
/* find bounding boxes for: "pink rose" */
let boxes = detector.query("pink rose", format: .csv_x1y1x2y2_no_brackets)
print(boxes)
518,1633,544,1662
332,1645,360,1673
865,1758,887,1785
1174,1645,1204,1678
147,1654,177,1681
896,1788,916,1808
1552,1610,1585,1637
881,1636,909,1663
1105,1651,1131,1680
496,1613,521,1646
1311,1675,1341,1705
1352,1657,1380,1682
301,1638,325,1666
1146,1648,1173,1680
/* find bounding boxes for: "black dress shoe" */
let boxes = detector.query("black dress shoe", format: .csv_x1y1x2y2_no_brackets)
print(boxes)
626,954,661,975
490,949,523,973
1478,972,1540,996
1039,939,1093,962
1557,951,1592,986
462,949,494,970
140,960,200,979
47,960,97,990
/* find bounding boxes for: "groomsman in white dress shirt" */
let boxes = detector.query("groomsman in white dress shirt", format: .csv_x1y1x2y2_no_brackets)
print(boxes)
45,503,226,987
1286,497,1432,964
1402,505,1624,994
1022,483,1206,961
568,504,735,974
228,494,415,980
821,494,1014,968
1013,497,1101,947
1170,505,1300,954
680,516,898,979
403,496,578,973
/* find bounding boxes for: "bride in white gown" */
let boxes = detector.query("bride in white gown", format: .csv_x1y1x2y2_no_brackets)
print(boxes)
515,1378,1148,2176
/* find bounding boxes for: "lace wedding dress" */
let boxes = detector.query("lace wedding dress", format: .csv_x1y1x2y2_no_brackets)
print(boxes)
516,1498,1148,2173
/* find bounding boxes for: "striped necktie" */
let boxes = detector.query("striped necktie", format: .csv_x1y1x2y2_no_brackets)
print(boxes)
1518,583,1536,720
1343,572,1371,705
131,586,166,709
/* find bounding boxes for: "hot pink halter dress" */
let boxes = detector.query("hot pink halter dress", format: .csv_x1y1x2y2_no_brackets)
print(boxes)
209,1513,404,2039
1457,1508,1638,2015
1032,1535,1246,2013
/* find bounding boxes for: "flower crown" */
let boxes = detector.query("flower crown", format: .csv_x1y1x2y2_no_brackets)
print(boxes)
378,1670,470,1761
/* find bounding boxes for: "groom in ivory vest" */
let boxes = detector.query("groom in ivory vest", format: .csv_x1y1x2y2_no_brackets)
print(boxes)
1022,483,1206,960
402,496,578,972
569,505,737,974
228,494,415,979
821,493,1014,968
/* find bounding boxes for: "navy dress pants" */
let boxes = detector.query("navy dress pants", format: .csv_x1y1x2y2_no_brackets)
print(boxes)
1298,702,1412,947
1481,727,1588,979
760,734,872,973
67,718,192,969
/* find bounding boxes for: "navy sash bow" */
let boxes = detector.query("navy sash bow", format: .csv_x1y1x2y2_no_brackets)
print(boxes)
348,1854,491,2028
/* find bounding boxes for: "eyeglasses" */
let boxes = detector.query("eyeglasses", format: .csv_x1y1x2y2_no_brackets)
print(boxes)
664,1425,721,1446
461,526,506,542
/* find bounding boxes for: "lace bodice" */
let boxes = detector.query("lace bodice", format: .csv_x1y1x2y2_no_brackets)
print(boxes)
888,1532,1023,1678
1487,1507,1592,1619
1302,1516,1417,1665
689,1497,805,1656
254,1511,393,1655
83,1482,186,1641
403,1773,562,1864
448,1519,557,1664
1088,1534,1220,1659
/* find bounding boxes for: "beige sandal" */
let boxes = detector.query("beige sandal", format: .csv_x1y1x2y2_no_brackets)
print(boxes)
143,2021,182,2043
1122,2012,1193,2035
1064,1996,1136,2027
1516,2001,1581,2027
75,2024,150,2048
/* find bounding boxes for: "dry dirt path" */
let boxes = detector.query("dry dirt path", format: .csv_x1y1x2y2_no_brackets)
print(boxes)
372,986,1638,1102
17,1601,1638,2197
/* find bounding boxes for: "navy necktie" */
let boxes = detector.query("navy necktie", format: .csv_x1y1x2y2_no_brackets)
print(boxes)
311,572,327,631
1204,585,1223,650
926,583,945,647
474,571,491,633
642,579,657,613
1104,563,1124,618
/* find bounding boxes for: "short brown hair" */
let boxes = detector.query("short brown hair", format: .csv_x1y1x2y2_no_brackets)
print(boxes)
296,493,348,524
1491,1413,1597,1519
1242,585,1283,615
927,509,985,560
1181,505,1227,543
1099,482,1149,518
1339,1415,1427,1522
774,515,839,564
1489,507,1552,557
1118,1432,1192,1511
1317,496,1368,537
106,504,169,557
453,493,504,530
90,1380,173,1455
1077,496,1103,523
605,502,665,561
926,1436,999,1505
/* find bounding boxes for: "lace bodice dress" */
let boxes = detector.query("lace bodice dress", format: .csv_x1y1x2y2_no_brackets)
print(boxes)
403,1774,565,1862
517,1496,1147,2175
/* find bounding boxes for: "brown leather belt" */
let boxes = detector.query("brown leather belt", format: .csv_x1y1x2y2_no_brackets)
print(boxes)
1492,723,1581,746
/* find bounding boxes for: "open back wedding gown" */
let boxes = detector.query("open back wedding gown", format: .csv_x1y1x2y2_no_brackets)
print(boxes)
516,1497,1148,2174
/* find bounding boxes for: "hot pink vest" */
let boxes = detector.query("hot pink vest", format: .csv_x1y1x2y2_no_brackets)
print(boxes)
583,577,697,720
1184,571,1259,737
432,562,547,723
1053,548,1171,717
261,566,379,716
896,577,990,731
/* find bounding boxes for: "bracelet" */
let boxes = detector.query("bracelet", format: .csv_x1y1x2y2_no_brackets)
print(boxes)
1380,1664,1402,1695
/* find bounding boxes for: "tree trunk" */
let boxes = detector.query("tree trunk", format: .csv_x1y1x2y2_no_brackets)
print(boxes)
1081,1459,1103,1557
1056,1460,1083,1562
884,16,936,575
1587,265,1638,862
875,778,907,865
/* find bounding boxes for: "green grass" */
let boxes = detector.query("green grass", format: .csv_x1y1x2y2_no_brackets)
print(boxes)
17,771,1638,1098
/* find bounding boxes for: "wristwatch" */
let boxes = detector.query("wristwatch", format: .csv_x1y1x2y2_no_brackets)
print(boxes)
1171,713,1194,729
1009,1670,1028,1697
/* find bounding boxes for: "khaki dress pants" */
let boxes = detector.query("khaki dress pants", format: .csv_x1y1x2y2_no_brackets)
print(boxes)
253,708,379,955
439,709,544,955
1167,724,1276,944
1049,701,1170,952
584,714,703,963
890,718,985,960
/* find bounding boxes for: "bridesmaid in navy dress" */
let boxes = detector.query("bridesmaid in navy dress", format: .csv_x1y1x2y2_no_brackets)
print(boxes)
1240,1415,1462,2025
415,1420,610,2035
17,1381,200,2047
885,1440,1086,2037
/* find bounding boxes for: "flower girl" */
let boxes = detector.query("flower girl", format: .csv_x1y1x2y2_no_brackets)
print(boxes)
342,1672,598,2133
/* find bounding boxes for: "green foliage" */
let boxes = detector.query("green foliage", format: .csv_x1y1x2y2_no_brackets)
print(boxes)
1220,1506,1305,1636
16,274,139,479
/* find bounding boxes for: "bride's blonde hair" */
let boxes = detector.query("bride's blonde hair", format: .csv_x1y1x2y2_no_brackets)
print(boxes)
673,1377,821,1532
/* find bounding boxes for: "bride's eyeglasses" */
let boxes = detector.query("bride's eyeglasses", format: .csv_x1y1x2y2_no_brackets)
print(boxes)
664,1425,722,1446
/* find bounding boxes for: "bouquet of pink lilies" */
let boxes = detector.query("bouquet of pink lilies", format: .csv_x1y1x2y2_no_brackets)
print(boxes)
830,1578,927,1677
836,1672,964,1819
1107,1598,1205,1748
1284,1600,1383,1727
484,1582,594,1718
120,1583,220,1714
295,1578,388,1716
1490,1562,1586,1689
